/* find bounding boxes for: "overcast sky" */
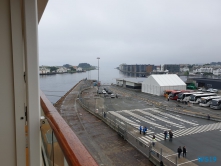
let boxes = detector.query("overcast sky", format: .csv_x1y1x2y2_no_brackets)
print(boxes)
39,0,221,68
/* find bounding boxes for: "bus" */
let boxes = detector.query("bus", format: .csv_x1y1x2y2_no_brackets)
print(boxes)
189,93,217,104
177,92,204,102
199,96,221,107
164,90,173,98
210,98,221,110
169,90,193,100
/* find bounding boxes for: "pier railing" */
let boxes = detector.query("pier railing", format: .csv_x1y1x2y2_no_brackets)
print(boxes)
40,90,98,166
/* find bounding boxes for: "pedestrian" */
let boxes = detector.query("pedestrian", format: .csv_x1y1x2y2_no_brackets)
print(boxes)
169,130,173,141
143,126,146,135
103,112,106,118
152,138,156,147
207,114,210,120
183,146,187,157
167,95,170,101
145,126,147,133
152,134,155,139
160,161,164,166
139,126,142,134
177,146,182,158
163,130,168,140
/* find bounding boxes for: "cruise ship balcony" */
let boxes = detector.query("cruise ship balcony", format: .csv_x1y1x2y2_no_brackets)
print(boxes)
40,91,98,166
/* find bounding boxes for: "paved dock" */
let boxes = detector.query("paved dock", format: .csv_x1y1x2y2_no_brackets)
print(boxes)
55,82,221,166
55,81,153,166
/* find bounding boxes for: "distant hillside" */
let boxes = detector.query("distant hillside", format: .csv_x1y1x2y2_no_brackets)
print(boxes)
210,62,221,65
78,63,91,68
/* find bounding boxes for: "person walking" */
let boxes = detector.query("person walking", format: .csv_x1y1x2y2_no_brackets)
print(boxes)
145,126,147,134
152,138,156,147
139,126,142,134
207,114,210,120
143,126,146,135
152,134,155,139
177,146,182,158
169,130,173,141
163,130,168,140
183,146,187,157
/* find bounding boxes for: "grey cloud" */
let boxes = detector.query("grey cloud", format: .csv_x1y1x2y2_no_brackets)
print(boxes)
39,0,221,67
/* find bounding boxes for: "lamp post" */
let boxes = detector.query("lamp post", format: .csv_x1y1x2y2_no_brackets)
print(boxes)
97,57,100,90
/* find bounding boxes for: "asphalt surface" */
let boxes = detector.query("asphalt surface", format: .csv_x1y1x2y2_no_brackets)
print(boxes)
55,82,221,166
55,82,154,166
99,85,221,166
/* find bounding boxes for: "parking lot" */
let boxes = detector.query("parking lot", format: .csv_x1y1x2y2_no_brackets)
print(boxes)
95,85,221,165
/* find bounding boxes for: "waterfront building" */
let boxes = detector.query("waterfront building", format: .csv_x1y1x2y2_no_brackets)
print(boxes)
193,67,213,74
119,64,154,77
116,78,146,89
163,64,180,73
39,67,50,74
56,67,68,73
213,68,221,76
180,66,190,72
77,67,83,71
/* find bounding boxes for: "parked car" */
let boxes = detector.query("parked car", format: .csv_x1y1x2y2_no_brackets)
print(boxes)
102,90,107,94
110,94,115,98
209,89,218,93
201,88,208,92
206,88,213,92
97,90,103,94
107,90,113,94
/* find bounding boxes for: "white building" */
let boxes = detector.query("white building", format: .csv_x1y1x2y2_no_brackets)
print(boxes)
180,67,189,72
39,67,50,74
213,68,221,76
193,67,213,73
142,74,186,96
57,67,68,73
116,78,146,89
77,67,83,71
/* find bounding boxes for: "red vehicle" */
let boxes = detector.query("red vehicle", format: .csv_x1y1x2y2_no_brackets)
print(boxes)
169,90,192,100
164,90,173,98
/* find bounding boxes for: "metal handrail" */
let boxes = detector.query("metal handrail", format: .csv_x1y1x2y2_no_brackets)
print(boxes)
40,90,98,166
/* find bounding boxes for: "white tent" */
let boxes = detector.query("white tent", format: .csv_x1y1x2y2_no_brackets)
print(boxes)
141,74,186,96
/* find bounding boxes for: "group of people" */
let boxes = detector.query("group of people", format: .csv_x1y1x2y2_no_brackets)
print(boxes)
163,130,173,141
177,146,187,158
140,126,187,159
139,126,147,135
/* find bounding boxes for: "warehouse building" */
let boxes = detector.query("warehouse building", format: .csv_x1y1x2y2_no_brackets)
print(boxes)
116,78,146,89
191,78,221,89
141,74,186,96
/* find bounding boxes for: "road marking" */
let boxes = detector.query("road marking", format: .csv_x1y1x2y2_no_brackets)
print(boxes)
177,158,198,166
164,153,178,157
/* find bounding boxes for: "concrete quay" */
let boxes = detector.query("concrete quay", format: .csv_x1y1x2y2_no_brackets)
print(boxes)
54,81,153,166
55,81,221,166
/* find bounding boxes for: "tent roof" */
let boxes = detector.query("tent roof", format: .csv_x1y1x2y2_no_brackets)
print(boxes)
149,74,186,86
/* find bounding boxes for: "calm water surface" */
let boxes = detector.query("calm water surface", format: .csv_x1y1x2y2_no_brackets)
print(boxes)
40,68,125,103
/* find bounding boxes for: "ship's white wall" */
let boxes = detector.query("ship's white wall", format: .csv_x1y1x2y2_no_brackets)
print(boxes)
0,1,16,165
0,0,41,165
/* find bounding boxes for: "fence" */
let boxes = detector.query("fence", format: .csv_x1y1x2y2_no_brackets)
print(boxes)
77,81,193,166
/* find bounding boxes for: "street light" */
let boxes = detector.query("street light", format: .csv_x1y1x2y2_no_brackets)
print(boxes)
97,57,100,90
